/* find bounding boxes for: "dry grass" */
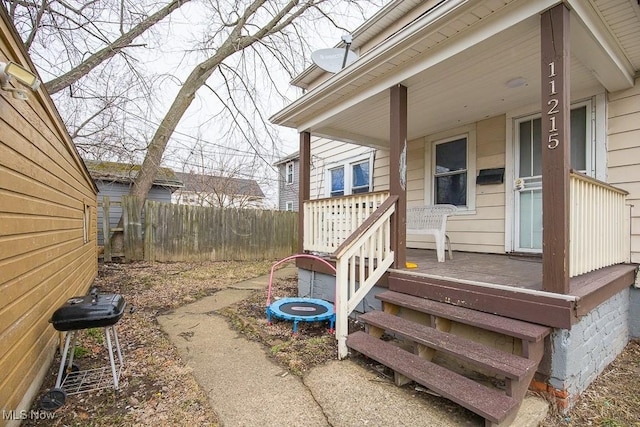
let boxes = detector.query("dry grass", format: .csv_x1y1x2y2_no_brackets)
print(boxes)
219,275,339,376
24,260,274,427
24,261,640,427
540,339,640,427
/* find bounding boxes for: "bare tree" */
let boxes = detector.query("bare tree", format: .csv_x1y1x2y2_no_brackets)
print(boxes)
5,0,380,246
128,0,379,217
4,0,192,93
3,0,193,164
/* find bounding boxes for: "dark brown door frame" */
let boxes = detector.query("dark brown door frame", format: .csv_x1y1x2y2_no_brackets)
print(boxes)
390,84,407,268
541,4,571,294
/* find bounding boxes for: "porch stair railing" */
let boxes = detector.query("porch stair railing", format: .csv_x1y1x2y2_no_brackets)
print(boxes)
570,171,630,277
331,195,397,359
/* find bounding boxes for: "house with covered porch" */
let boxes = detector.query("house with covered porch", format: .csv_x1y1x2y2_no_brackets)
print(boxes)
271,0,640,425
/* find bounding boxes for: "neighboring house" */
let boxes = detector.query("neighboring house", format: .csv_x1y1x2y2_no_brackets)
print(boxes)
0,6,98,425
274,151,300,211
271,0,640,424
172,171,265,209
84,160,183,245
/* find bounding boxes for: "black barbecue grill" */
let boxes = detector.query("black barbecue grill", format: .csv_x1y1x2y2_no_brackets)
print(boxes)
40,288,128,411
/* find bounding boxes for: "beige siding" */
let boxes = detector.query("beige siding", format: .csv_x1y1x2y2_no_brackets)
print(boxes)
0,10,97,423
372,150,390,192
607,77,640,263
405,116,507,254
313,116,508,254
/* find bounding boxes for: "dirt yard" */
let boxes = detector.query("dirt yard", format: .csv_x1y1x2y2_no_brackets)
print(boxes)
23,261,640,426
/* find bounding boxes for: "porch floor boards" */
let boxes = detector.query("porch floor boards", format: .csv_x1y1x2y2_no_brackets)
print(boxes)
401,248,637,297
402,249,542,290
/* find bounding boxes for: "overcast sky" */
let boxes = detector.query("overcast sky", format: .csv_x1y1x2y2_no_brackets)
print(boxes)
142,1,383,206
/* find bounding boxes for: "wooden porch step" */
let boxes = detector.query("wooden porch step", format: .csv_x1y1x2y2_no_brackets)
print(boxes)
358,311,537,381
347,331,519,425
376,290,550,343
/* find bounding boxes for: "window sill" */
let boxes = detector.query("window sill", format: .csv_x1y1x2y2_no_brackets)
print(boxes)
451,208,476,216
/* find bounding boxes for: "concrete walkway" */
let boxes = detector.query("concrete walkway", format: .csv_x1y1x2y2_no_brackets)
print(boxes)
158,267,548,426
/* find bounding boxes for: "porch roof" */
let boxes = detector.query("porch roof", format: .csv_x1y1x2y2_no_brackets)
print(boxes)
271,0,639,149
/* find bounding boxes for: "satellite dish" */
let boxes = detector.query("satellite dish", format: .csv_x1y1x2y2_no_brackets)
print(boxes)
311,48,358,73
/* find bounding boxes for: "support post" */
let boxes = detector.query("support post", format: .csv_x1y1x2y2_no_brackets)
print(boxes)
336,259,349,359
390,84,407,268
541,4,571,294
298,132,311,254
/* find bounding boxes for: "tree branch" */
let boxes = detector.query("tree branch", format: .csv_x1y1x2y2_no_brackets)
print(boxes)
44,0,191,94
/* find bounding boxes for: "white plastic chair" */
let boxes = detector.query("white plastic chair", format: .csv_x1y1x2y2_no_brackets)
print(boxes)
406,204,457,262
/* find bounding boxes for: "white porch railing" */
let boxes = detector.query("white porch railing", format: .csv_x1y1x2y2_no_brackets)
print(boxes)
570,171,630,277
333,196,397,359
303,191,390,253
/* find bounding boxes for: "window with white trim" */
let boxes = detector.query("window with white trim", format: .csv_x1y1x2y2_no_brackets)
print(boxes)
325,152,373,197
427,125,476,211
285,201,294,211
434,137,467,206
285,162,294,184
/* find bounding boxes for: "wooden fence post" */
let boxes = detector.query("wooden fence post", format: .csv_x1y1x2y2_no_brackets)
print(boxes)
122,196,144,261
144,200,154,262
102,196,112,263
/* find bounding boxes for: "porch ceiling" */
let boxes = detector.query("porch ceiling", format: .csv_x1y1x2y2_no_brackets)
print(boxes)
272,0,640,149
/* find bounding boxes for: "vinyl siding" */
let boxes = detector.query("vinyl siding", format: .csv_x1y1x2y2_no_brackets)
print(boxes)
607,77,640,264
309,138,377,199
406,116,506,254
0,11,98,423
277,160,299,211
309,116,507,255
306,94,638,259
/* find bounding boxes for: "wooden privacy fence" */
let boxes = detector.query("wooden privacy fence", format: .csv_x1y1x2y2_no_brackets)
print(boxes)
100,196,298,262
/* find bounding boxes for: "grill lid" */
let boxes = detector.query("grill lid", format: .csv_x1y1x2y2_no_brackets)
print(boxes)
50,290,126,331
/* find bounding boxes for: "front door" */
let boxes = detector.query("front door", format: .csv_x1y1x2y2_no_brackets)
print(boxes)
514,103,591,253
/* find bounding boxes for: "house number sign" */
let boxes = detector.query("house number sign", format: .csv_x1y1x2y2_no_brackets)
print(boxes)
546,61,560,150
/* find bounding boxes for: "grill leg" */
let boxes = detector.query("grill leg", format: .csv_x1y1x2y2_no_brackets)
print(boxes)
104,327,119,391
66,330,78,371
112,326,124,367
55,331,74,388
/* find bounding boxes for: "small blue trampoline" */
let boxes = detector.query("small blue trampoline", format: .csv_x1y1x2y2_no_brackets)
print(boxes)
265,254,337,334
266,297,335,333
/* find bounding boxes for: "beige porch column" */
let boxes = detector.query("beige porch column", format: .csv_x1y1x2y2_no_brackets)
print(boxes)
298,131,311,254
390,84,407,268
541,4,571,294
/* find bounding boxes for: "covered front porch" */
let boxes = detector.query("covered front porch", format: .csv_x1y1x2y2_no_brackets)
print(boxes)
274,0,640,357
298,171,633,329
271,1,640,421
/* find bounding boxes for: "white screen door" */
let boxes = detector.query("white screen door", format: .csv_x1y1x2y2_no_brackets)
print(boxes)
514,104,590,252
